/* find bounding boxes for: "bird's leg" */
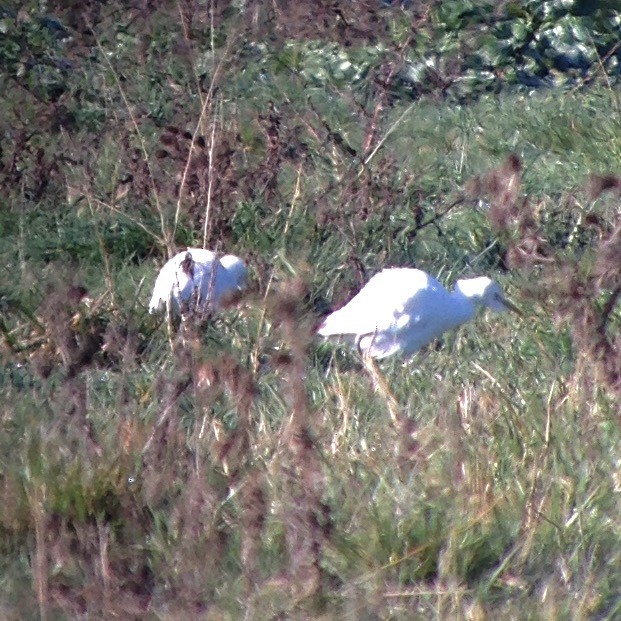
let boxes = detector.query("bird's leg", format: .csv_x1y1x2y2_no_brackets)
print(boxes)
333,365,350,444
362,354,401,423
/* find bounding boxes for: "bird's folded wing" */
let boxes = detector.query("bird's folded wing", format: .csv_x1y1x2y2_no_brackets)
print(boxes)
318,268,435,336
148,262,177,312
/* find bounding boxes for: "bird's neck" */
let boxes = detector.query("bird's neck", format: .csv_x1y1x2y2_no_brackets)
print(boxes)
447,290,477,328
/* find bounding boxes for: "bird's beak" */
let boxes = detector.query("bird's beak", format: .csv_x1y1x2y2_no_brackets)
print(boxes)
497,293,522,316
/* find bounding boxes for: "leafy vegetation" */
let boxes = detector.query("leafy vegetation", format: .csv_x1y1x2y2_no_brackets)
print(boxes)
1,0,621,618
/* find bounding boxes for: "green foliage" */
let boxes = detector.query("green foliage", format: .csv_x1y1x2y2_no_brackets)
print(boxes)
1,0,621,618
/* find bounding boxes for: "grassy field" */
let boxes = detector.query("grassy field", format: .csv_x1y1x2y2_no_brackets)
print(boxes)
1,2,621,619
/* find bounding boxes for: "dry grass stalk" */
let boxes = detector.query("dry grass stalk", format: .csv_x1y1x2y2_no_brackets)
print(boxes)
473,157,621,396
29,485,49,621
268,279,331,601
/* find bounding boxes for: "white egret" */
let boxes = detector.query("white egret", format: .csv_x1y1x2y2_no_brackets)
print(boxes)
318,268,519,359
148,248,247,315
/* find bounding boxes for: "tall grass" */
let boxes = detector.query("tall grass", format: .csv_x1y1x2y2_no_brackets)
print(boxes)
1,1,621,619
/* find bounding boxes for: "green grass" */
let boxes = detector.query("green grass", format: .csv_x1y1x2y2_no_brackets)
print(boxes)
1,1,621,619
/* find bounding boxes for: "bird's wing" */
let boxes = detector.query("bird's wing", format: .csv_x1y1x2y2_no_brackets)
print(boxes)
149,250,212,312
318,268,436,337
148,260,178,312
184,248,216,264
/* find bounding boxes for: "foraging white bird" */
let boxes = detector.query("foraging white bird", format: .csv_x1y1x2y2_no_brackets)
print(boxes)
148,248,247,315
318,268,519,359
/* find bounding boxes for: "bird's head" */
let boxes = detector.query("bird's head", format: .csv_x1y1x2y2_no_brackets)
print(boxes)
220,255,248,290
456,277,521,314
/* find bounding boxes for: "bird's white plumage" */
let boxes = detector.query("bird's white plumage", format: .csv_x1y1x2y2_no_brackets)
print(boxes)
318,268,514,359
149,248,247,315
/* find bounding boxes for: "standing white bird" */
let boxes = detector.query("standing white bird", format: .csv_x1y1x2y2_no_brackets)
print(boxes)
148,248,247,315
318,268,519,359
